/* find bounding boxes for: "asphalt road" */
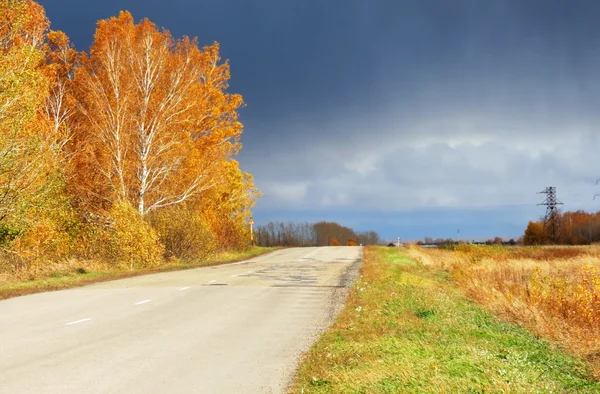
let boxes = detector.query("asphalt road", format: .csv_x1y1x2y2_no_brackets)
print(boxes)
0,246,362,394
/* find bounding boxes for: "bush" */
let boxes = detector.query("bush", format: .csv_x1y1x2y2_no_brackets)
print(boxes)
106,201,164,269
148,205,216,262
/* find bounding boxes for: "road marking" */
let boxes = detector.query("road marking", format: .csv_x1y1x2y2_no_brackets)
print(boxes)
65,318,91,326
209,280,217,283
178,286,191,291
230,275,238,278
134,300,152,305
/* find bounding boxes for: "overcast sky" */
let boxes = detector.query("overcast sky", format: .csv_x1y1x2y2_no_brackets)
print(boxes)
38,0,600,241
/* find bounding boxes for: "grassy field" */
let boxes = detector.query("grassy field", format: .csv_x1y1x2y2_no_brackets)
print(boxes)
290,246,600,393
409,244,600,377
0,246,275,300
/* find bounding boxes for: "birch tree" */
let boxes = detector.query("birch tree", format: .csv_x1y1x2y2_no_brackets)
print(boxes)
0,0,51,222
71,12,244,216
44,30,79,161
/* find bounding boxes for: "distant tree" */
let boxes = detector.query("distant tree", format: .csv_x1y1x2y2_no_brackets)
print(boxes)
346,238,358,246
523,221,546,245
356,230,380,245
254,221,380,247
331,237,340,246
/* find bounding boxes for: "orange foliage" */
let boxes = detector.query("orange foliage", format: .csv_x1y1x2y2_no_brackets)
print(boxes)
69,11,244,216
346,238,358,246
331,237,340,246
0,0,52,220
200,160,259,250
0,0,48,49
523,210,600,245
0,3,258,279
523,221,546,245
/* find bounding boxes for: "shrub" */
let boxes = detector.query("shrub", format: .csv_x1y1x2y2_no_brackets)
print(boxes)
105,201,164,269
148,205,216,262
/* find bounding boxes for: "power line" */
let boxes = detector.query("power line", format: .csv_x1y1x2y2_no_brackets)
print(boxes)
537,186,563,244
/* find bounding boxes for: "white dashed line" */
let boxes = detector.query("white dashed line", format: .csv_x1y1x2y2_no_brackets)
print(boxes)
230,275,238,278
134,300,152,305
178,287,191,291
65,318,91,326
208,280,217,283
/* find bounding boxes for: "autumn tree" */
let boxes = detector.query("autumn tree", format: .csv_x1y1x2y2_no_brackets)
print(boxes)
314,221,356,246
523,221,546,245
70,12,243,216
44,30,79,158
200,159,260,249
0,0,51,223
255,221,380,247
0,3,260,276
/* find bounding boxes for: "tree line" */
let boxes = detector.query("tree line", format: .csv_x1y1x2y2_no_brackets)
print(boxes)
0,1,258,275
523,210,600,245
255,221,381,247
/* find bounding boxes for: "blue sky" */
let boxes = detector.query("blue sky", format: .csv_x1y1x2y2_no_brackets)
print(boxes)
38,0,600,241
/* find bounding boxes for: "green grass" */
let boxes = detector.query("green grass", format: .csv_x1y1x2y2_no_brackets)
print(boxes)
0,246,276,300
289,247,600,393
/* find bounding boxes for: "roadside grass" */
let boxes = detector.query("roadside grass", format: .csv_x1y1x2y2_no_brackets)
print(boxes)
289,246,600,393
408,244,600,376
0,246,276,300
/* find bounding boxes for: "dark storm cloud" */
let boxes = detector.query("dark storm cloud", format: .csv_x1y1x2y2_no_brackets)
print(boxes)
38,0,600,239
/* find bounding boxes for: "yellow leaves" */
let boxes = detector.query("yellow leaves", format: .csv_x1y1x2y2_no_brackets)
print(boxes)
0,0,48,51
12,216,70,261
0,0,55,222
0,3,259,276
148,204,217,261
70,11,250,216
105,201,164,269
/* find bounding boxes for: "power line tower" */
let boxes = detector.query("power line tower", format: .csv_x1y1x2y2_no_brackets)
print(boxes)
537,186,563,243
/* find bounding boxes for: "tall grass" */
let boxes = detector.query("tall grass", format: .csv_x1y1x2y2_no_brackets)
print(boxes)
409,244,600,375
289,247,599,393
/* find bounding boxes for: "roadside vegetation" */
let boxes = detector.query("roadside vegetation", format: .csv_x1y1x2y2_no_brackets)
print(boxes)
0,246,273,300
0,1,258,290
410,244,600,377
290,246,600,393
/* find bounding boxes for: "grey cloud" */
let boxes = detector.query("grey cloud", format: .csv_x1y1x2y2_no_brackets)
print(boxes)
38,0,600,237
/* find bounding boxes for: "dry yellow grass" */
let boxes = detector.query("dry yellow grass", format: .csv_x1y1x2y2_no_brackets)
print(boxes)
290,247,600,393
409,244,600,376
0,247,276,299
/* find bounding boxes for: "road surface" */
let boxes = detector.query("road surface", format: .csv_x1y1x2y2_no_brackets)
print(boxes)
0,246,362,394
